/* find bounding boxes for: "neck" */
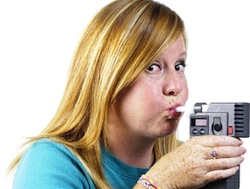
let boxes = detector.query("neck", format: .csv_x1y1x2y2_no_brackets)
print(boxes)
107,127,156,168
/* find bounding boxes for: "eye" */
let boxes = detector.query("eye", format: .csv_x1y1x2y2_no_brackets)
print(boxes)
175,61,186,72
146,62,162,73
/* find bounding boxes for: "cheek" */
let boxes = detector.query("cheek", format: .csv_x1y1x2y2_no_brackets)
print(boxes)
118,82,160,123
183,78,189,101
175,75,189,103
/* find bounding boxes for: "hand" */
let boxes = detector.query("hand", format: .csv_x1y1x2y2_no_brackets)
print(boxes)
146,135,246,189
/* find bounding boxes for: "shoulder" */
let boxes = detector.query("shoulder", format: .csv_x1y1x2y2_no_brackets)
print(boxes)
18,139,77,171
22,138,75,162
13,139,95,189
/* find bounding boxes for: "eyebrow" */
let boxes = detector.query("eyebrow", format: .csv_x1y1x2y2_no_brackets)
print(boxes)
179,51,187,57
156,51,187,63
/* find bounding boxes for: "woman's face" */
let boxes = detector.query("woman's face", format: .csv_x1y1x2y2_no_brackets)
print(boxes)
108,36,188,140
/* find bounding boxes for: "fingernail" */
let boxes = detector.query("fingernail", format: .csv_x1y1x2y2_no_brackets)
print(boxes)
242,147,247,154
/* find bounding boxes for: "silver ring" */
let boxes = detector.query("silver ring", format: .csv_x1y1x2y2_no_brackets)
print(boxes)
211,147,217,159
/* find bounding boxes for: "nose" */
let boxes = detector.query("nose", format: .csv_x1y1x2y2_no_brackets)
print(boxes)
163,73,183,96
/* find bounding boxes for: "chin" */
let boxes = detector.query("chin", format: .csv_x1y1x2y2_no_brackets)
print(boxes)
161,121,179,136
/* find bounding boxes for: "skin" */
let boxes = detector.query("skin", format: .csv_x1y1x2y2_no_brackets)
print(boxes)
107,36,247,188
107,36,188,168
146,136,246,189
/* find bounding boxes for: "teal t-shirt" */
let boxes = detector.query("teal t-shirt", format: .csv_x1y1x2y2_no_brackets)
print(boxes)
13,139,149,188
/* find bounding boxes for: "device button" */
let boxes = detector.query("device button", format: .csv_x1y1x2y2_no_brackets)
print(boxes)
228,126,233,135
192,129,198,134
199,129,206,135
213,123,222,131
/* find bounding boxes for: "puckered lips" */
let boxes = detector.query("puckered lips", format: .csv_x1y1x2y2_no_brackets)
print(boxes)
168,104,183,118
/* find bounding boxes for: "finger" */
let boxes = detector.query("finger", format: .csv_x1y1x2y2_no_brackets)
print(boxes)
206,157,244,171
204,146,246,159
212,136,243,147
212,146,246,159
194,135,243,147
204,166,240,183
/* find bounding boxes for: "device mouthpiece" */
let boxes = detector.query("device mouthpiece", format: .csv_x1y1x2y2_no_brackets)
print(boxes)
175,106,186,113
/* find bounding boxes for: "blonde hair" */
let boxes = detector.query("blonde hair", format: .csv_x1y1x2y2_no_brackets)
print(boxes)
10,0,187,188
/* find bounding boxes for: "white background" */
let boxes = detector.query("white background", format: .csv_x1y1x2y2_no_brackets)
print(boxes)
1,0,249,188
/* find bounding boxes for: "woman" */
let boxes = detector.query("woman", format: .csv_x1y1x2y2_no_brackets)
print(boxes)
10,0,246,188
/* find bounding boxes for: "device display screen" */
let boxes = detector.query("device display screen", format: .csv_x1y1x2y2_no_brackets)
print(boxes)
195,119,207,126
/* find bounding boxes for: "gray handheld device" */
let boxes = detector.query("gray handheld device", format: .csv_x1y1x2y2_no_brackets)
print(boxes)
190,102,249,189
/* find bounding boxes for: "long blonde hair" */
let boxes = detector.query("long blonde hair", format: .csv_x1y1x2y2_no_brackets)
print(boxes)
10,0,187,188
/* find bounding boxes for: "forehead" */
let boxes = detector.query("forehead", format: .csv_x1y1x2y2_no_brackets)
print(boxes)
157,36,186,60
